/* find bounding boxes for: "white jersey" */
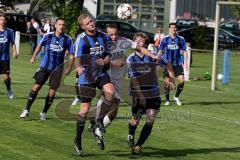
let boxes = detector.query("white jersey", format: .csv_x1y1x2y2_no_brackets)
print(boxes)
107,37,135,98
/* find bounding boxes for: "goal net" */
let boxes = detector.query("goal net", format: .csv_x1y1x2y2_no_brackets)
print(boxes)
212,1,240,93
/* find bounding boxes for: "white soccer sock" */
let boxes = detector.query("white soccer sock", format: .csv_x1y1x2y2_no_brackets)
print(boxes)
103,115,111,128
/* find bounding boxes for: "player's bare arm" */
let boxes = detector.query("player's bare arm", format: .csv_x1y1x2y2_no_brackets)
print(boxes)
30,45,42,64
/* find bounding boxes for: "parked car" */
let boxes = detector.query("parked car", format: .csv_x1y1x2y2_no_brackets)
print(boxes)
176,18,199,31
178,26,240,50
95,19,155,43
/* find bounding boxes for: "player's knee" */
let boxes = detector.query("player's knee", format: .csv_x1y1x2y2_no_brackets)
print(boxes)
103,83,115,95
130,117,139,126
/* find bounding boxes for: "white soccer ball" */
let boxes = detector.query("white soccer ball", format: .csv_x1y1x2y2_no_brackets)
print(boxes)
117,3,133,20
217,73,223,80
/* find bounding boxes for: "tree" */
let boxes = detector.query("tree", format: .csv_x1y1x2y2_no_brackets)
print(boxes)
42,0,84,39
0,0,16,12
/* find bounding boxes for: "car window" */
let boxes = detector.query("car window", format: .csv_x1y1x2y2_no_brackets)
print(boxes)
119,23,134,31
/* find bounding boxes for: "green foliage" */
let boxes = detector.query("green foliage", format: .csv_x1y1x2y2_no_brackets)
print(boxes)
191,26,213,49
42,0,84,39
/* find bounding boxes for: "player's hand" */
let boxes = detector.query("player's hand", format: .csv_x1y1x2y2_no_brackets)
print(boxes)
151,54,160,61
13,52,18,59
96,58,105,66
30,57,35,64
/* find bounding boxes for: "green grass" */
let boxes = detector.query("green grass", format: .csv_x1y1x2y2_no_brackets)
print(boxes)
1,43,240,160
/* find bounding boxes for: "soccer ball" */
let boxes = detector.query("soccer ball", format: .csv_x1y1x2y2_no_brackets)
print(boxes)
117,3,133,20
217,73,223,80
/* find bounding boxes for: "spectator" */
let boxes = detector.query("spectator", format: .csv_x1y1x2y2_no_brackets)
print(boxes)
39,18,46,36
44,18,52,33
31,17,39,31
154,27,164,47
26,21,37,52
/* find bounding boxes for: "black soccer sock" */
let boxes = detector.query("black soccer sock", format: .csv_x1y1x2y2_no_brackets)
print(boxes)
75,82,80,99
25,90,38,111
75,115,86,146
128,122,137,136
164,85,170,101
175,82,184,97
42,95,55,113
135,124,153,146
4,78,11,90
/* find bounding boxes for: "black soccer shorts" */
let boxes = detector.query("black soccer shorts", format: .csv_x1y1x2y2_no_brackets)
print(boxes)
163,65,184,78
0,60,10,74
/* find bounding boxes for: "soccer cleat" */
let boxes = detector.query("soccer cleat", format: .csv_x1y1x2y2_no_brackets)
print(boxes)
74,140,83,156
40,112,47,120
94,127,105,150
132,145,142,155
7,90,14,99
164,101,170,106
20,109,29,118
174,96,182,106
127,134,134,148
71,97,80,106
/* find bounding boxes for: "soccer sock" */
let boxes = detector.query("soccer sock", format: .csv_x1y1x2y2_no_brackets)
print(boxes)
128,122,137,136
175,82,184,97
95,95,111,126
135,124,153,146
42,95,55,113
103,115,111,128
75,115,86,146
25,90,38,111
164,85,170,101
75,82,80,99
4,78,11,90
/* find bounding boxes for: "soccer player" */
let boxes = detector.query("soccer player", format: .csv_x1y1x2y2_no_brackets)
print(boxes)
159,23,188,106
19,18,75,120
127,32,174,155
74,13,115,156
90,24,160,136
0,13,18,99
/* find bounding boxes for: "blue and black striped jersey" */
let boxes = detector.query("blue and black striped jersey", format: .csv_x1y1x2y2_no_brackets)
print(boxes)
39,32,74,71
0,28,15,61
75,31,110,84
159,35,186,66
127,52,166,98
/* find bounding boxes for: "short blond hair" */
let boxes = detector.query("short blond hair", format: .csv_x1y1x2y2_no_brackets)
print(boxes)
78,13,92,26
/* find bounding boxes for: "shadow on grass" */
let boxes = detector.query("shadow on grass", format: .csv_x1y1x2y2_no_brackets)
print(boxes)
184,101,240,106
106,146,240,158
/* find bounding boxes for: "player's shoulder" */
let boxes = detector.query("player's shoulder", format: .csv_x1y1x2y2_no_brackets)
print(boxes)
177,35,185,41
126,53,135,62
43,32,54,38
75,32,87,44
63,33,73,40
5,27,14,33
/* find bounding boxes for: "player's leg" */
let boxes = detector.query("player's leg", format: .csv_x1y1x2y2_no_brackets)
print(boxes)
39,70,62,120
75,102,91,156
103,97,120,128
1,60,13,99
20,68,49,118
102,78,121,128
72,72,81,105
74,84,96,156
132,97,160,154
94,74,115,130
127,97,142,148
163,68,171,106
40,88,56,120
174,66,185,106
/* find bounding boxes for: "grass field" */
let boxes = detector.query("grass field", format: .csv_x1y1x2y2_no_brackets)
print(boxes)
1,42,240,160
